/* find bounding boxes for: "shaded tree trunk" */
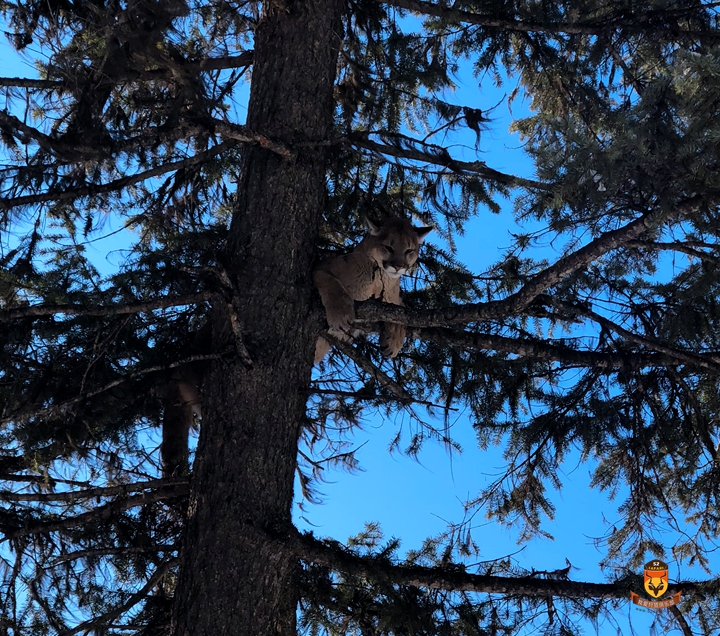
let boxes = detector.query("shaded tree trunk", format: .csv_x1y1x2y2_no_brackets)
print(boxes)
171,1,343,634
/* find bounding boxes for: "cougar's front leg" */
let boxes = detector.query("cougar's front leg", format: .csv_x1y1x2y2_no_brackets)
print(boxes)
314,268,356,339
161,368,201,477
379,281,406,358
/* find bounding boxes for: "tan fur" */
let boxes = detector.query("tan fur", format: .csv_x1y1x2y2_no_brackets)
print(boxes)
314,218,431,362
161,369,202,477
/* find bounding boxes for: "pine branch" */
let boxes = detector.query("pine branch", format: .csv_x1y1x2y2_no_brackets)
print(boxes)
51,545,175,565
326,335,413,402
625,239,720,262
350,132,545,189
58,559,176,636
0,292,213,321
0,78,62,89
0,140,237,211
293,530,710,599
4,489,187,539
1,353,223,426
505,196,710,312
0,115,288,166
0,112,211,161
0,110,109,159
381,0,720,38
0,52,254,91
0,477,187,502
417,327,686,370
548,298,720,371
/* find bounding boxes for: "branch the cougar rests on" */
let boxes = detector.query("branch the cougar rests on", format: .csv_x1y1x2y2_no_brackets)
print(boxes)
314,217,432,362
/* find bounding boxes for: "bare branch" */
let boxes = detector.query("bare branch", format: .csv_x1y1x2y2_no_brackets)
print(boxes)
199,51,254,71
212,119,293,157
0,78,62,89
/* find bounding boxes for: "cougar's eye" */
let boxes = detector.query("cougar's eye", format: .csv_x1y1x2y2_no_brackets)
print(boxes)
405,248,415,255
384,245,394,254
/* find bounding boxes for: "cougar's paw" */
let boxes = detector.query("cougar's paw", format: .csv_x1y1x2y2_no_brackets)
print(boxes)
379,322,405,358
327,327,353,343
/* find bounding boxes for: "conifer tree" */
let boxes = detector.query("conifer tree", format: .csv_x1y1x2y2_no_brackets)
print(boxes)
0,0,720,634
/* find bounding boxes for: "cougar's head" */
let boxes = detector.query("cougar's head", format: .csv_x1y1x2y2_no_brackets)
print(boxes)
365,218,432,279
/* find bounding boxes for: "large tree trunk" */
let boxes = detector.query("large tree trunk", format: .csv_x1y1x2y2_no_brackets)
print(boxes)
171,2,343,634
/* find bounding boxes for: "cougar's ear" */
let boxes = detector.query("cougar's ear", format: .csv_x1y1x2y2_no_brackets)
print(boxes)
414,225,433,242
365,218,382,235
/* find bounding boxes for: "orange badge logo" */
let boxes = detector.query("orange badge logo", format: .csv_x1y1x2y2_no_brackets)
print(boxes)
643,560,669,599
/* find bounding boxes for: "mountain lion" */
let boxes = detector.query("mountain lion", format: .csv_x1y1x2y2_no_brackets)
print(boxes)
314,217,432,362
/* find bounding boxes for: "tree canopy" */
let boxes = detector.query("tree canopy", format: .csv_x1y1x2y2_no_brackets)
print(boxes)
1,0,720,634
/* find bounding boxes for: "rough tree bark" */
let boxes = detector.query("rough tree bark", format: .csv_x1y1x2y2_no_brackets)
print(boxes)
171,1,344,634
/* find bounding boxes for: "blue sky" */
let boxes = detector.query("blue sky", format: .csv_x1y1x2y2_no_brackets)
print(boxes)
0,18,708,635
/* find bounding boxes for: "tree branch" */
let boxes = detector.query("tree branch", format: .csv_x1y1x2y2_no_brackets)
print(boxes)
417,327,685,370
0,140,237,211
381,0,720,38
0,292,213,322
58,559,176,636
51,544,175,565
293,531,710,599
212,119,292,157
1,353,223,426
350,132,545,189
3,488,187,540
0,477,186,503
325,334,413,402
548,298,720,371
0,77,63,89
626,239,720,262
0,51,255,91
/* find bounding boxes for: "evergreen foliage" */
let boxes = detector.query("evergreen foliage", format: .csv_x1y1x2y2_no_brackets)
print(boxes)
0,0,720,633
